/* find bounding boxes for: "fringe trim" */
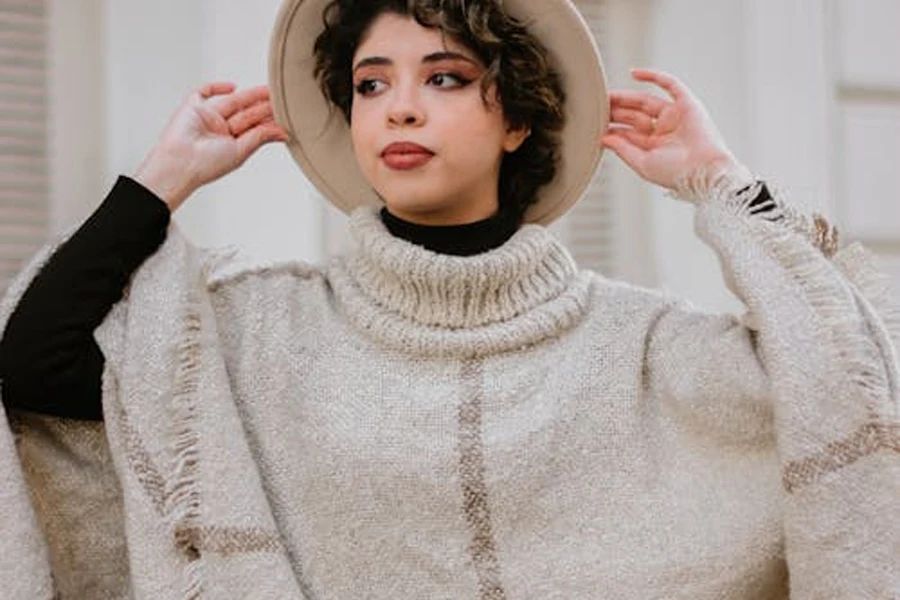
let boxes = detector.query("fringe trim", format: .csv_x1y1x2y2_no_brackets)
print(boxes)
832,244,900,351
166,291,204,600
667,162,755,205
831,243,900,416
765,227,889,417
707,181,897,450
673,165,841,256
754,182,841,258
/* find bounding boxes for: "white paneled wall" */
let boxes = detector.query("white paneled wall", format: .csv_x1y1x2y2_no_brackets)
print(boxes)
646,0,752,313
835,0,900,88
832,0,900,288
104,0,323,261
47,0,325,261
40,1,898,304
564,0,615,278
47,0,104,234
742,0,833,216
191,0,325,262
839,104,900,241
0,1,49,291
563,0,657,288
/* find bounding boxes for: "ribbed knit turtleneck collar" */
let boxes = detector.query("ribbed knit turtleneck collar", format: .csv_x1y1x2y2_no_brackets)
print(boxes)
328,207,594,358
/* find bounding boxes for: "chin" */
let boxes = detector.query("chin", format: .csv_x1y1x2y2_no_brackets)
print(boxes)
378,187,452,217
383,199,452,220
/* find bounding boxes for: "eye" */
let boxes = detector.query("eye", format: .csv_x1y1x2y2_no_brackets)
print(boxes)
428,72,472,89
355,79,385,97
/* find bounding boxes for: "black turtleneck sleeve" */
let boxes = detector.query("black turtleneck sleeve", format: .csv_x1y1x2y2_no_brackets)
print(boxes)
0,176,171,421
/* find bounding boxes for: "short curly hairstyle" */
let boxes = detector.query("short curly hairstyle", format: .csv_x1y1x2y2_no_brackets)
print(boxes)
313,0,565,223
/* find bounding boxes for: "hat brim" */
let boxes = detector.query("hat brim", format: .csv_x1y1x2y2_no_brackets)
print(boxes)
269,0,608,225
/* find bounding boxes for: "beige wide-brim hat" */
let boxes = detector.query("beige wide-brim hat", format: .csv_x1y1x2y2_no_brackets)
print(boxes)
269,0,607,225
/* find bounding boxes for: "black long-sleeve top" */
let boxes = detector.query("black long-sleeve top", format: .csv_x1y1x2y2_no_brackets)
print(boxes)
0,177,520,421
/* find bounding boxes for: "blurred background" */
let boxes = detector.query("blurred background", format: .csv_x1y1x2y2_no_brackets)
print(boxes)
1,0,898,313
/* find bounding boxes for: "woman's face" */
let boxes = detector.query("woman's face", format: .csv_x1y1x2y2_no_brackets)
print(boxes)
350,12,528,225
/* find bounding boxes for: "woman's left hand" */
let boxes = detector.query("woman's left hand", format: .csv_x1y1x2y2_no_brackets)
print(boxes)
600,68,741,191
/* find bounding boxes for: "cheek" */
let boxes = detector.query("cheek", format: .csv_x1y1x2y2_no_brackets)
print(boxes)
444,96,507,143
441,112,508,163
349,120,362,153
350,97,376,134
349,111,375,164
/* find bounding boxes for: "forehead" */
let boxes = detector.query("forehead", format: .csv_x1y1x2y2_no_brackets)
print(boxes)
353,12,475,62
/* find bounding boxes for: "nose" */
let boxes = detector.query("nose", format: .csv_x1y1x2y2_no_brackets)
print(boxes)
387,82,425,128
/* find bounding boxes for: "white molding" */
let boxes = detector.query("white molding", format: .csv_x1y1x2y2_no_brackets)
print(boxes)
741,0,836,215
557,0,657,285
605,0,656,286
46,0,106,234
645,0,754,313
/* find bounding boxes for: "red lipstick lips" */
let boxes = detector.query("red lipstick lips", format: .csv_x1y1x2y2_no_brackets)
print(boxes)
381,142,434,170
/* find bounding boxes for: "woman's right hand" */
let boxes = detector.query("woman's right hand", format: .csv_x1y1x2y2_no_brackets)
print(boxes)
133,82,289,212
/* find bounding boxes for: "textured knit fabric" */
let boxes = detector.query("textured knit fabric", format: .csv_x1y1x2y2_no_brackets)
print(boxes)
0,178,516,422
0,171,898,599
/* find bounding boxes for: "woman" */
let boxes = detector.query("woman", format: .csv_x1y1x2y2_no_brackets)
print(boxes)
0,0,896,598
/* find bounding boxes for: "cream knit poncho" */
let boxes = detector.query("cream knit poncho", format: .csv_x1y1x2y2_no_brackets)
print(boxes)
1,176,898,599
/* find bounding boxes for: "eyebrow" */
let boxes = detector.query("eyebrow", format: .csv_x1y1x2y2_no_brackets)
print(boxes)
352,51,479,74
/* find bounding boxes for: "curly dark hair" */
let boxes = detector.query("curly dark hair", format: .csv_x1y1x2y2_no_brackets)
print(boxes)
313,0,565,223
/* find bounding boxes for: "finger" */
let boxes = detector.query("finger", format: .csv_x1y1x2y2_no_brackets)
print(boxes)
211,85,272,120
197,81,237,100
653,107,681,135
604,125,653,151
600,131,647,172
228,100,275,137
631,68,687,102
609,90,669,118
236,122,290,162
610,107,655,134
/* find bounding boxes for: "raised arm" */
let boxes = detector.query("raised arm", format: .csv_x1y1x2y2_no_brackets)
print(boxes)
603,68,899,599
0,83,288,421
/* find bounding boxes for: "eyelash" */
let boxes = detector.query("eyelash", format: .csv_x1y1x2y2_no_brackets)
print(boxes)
354,72,474,97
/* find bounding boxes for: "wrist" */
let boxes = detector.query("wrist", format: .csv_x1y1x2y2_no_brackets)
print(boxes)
133,149,196,212
669,156,754,204
701,153,753,190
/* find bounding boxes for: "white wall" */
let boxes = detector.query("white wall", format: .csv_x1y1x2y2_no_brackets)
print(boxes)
49,1,326,262
741,0,832,215
643,0,835,313
47,0,106,234
831,0,900,289
643,0,751,313
48,1,860,311
186,0,325,261
104,0,324,261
